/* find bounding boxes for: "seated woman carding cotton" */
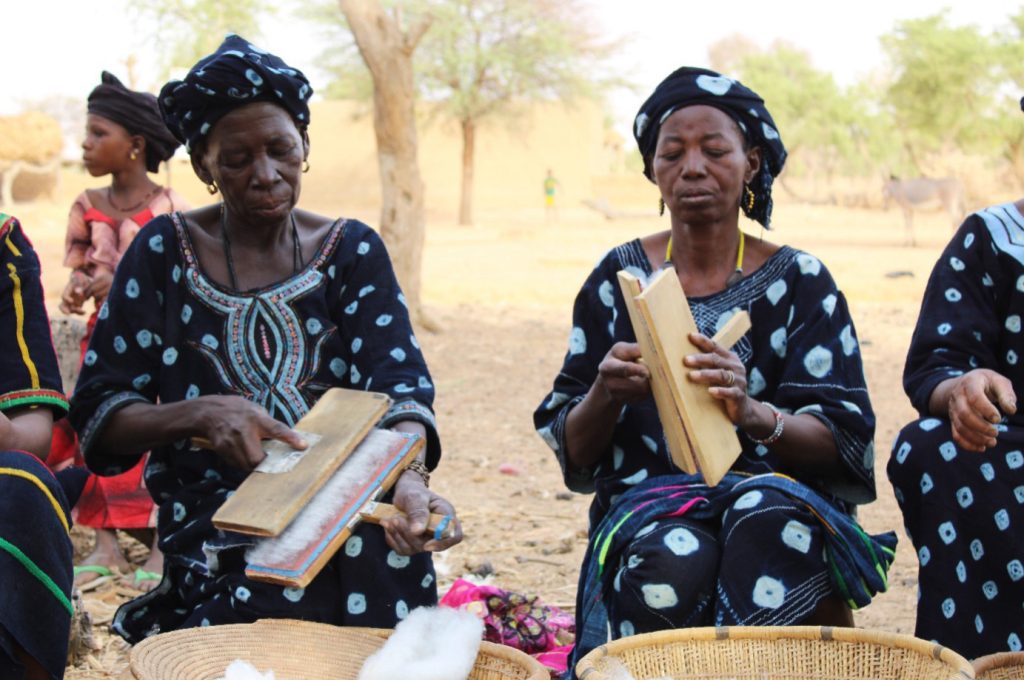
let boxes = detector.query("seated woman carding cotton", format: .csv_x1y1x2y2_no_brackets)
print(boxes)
68,35,462,643
533,67,897,674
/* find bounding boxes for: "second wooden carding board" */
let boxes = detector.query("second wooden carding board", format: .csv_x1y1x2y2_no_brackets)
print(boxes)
212,388,391,537
619,268,745,485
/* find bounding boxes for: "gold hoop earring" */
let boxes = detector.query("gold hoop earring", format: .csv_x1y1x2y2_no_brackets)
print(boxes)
743,185,755,212
659,197,665,216
302,160,310,174
130,150,138,161
207,183,218,195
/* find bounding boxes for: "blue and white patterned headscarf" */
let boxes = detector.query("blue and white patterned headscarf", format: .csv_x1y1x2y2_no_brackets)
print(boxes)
159,34,313,153
634,66,787,228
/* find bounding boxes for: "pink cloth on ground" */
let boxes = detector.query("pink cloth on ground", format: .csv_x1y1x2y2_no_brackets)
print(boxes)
439,578,575,676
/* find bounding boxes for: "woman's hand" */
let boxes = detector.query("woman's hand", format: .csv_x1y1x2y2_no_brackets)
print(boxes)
383,471,463,555
193,395,307,471
59,271,91,315
684,332,762,429
942,369,1017,452
83,269,114,303
597,342,651,405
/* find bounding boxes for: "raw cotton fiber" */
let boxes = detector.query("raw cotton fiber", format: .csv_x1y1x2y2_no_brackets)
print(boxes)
357,606,484,680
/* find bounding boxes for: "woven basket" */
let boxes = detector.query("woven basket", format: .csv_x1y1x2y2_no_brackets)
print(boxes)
129,619,548,680
973,652,1024,679
575,626,975,680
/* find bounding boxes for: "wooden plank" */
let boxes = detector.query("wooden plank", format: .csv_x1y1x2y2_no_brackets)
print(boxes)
212,388,392,537
244,430,424,588
617,271,696,473
710,310,751,350
634,268,742,485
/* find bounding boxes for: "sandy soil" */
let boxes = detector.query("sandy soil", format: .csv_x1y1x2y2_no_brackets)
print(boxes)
8,179,972,677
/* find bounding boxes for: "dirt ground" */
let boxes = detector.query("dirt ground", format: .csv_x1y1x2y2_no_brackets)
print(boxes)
8,173,991,677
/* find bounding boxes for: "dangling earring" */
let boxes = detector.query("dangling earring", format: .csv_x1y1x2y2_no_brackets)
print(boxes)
130,150,138,161
659,197,665,216
743,185,755,212
207,183,218,195
302,160,310,174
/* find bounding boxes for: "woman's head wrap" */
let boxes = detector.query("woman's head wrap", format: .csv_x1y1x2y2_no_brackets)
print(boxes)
633,66,787,228
159,34,313,154
87,72,181,173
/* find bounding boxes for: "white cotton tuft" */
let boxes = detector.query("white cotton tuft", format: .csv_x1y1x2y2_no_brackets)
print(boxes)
358,607,484,680
594,657,637,680
217,659,276,680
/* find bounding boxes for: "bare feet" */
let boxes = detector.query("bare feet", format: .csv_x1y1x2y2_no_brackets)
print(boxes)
131,537,164,592
74,528,129,587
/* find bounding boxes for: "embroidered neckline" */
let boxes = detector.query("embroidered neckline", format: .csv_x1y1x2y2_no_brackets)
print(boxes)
172,211,346,298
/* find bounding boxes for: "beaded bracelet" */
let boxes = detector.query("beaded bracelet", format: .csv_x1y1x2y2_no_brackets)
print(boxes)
748,401,785,446
403,459,430,487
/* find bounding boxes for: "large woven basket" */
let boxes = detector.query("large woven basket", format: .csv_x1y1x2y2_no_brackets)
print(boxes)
129,619,548,680
973,652,1024,679
576,626,975,680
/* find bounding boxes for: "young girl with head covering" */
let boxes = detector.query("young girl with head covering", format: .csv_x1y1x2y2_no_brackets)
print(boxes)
68,35,461,643
0,213,82,679
534,67,897,673
52,71,187,592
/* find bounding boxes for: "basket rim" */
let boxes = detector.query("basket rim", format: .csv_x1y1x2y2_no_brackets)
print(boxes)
575,625,975,678
972,650,1024,673
129,619,549,680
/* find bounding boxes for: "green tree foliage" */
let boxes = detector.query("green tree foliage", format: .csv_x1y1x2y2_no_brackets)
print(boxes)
309,0,620,224
131,0,273,79
714,39,895,181
881,12,1000,165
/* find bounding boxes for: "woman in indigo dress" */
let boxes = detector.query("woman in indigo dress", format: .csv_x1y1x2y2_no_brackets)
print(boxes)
533,68,896,671
68,35,461,643
889,194,1024,657
0,213,81,679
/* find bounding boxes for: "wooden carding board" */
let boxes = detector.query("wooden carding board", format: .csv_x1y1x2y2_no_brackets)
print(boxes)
617,271,692,469
212,388,391,537
634,268,743,485
619,269,746,485
244,429,427,587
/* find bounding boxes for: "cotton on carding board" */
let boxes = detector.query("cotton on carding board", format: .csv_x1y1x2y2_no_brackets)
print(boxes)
244,428,451,587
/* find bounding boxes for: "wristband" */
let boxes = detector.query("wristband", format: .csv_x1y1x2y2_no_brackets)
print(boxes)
403,459,430,487
748,401,784,446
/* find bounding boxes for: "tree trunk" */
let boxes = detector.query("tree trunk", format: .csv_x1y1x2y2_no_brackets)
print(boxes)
458,117,475,226
338,0,438,330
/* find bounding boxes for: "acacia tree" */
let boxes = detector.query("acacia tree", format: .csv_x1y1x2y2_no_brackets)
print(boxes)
131,0,272,78
880,12,1000,171
313,0,617,225
338,0,436,329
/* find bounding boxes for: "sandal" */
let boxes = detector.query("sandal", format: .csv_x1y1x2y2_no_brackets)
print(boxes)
133,568,161,583
73,564,114,578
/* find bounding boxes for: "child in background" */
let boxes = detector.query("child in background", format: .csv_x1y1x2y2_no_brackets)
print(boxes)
53,71,187,592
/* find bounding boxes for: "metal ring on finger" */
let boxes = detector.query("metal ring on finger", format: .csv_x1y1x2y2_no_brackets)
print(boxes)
724,370,736,387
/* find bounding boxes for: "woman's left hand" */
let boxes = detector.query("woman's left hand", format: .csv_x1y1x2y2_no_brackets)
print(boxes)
684,332,760,429
382,470,463,556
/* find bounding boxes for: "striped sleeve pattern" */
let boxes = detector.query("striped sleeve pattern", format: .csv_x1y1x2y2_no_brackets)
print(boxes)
0,214,68,415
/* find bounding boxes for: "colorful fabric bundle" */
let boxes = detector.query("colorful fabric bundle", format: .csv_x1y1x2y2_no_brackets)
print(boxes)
441,578,575,675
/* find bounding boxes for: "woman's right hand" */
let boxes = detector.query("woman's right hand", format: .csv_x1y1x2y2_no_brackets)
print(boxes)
597,342,651,405
59,271,91,315
193,395,308,471
943,369,1017,452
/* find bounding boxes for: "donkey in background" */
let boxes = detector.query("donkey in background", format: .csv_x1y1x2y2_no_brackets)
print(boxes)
882,176,966,246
